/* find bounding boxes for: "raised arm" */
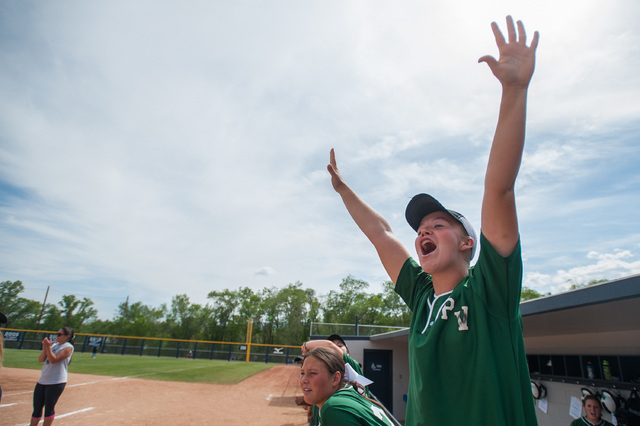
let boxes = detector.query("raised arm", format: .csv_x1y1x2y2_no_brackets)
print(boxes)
301,339,343,356
38,338,49,363
328,149,411,284
478,16,539,257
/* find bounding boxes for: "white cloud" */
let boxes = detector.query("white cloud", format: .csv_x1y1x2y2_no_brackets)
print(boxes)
524,249,640,294
255,267,277,277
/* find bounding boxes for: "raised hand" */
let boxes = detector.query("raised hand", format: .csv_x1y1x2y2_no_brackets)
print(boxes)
327,148,347,193
478,16,539,89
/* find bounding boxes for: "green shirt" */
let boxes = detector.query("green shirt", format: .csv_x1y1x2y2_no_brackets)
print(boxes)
320,386,392,426
395,233,537,426
571,418,614,426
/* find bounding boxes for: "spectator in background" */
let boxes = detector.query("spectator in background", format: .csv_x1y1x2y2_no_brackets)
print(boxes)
91,337,101,359
571,395,614,426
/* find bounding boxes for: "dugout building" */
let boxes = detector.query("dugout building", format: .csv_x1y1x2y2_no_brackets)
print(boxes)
312,273,640,425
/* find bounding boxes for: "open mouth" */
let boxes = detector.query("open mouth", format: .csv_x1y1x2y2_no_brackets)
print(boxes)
421,240,436,256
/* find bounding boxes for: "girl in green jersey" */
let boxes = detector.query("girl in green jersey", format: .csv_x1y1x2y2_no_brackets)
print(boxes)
571,395,614,426
300,347,391,426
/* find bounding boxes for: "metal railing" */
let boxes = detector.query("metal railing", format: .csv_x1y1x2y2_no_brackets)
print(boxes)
309,322,407,337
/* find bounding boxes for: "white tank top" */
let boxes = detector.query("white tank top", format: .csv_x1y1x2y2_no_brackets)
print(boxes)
38,342,74,385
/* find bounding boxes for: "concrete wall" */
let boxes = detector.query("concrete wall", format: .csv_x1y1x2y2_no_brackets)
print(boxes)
344,338,410,422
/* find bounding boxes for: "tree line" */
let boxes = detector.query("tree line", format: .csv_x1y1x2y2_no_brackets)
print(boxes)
0,277,411,345
0,277,604,345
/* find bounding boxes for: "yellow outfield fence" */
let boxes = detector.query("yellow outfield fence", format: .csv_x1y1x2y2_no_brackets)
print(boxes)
1,327,303,364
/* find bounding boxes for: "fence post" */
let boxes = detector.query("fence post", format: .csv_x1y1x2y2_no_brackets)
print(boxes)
157,340,162,357
286,347,290,364
81,335,88,353
121,338,127,355
193,342,198,359
228,344,232,361
19,331,27,349
139,339,145,356
209,343,215,360
176,341,181,358
265,346,269,364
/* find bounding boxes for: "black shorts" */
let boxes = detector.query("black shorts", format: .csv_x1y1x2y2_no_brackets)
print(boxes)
32,382,66,419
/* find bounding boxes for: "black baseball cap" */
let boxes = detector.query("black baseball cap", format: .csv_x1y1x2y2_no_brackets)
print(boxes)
0,312,7,324
328,334,346,347
405,193,477,258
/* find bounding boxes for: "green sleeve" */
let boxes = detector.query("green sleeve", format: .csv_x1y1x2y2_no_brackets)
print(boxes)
343,353,363,375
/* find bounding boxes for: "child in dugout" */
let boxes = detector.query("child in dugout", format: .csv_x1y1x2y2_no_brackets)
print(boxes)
327,16,539,425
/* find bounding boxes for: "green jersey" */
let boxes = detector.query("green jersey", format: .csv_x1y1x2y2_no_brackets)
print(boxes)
571,418,614,426
320,386,392,426
395,233,537,426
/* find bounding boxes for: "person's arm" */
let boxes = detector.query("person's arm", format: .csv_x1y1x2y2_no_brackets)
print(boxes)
328,149,411,284
301,339,343,356
478,16,539,257
42,343,73,364
38,338,49,363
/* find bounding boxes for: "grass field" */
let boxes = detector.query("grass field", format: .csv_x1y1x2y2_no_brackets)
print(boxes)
2,348,275,384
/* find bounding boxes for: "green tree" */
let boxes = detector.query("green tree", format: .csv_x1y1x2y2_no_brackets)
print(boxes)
206,288,248,342
323,276,399,327
166,294,209,340
0,280,42,328
262,282,319,345
59,295,98,329
379,280,411,326
111,300,167,337
521,286,551,301
568,278,608,290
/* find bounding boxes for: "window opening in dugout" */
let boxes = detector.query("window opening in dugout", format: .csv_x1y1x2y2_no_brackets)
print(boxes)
528,353,640,387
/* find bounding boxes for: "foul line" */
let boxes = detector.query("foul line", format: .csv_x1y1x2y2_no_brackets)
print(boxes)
14,407,95,425
4,364,217,397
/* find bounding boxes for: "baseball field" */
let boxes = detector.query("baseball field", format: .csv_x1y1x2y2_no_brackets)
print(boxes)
0,349,308,425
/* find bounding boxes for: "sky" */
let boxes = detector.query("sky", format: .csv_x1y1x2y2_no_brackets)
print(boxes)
1,1,639,320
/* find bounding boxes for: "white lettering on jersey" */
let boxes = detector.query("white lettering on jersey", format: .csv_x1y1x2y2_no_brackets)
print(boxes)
440,297,455,320
454,306,469,331
371,405,392,425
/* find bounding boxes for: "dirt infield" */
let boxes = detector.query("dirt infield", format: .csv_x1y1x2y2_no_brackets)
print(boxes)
0,365,309,425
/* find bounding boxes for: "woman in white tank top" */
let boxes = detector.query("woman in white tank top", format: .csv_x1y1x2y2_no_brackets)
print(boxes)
29,327,75,426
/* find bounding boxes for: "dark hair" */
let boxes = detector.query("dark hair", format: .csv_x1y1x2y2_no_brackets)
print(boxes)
583,394,602,407
61,327,75,345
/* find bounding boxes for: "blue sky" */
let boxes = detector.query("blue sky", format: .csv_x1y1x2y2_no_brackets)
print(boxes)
1,1,639,319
